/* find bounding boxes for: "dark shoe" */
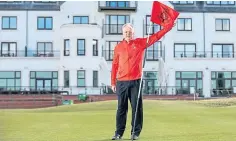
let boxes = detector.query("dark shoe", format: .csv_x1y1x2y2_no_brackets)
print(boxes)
111,134,122,140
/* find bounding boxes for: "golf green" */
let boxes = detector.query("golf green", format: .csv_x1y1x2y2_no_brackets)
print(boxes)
1,99,236,141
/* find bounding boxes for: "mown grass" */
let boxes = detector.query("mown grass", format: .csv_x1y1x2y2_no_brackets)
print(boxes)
0,98,236,141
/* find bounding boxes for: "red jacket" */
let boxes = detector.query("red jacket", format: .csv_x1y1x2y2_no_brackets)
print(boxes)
111,24,173,86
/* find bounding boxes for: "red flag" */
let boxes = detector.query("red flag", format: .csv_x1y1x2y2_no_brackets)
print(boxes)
150,1,179,26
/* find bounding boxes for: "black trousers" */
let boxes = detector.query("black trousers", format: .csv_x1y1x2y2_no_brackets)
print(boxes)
115,79,143,136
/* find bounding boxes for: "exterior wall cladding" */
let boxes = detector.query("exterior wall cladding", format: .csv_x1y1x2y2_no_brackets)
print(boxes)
0,1,236,97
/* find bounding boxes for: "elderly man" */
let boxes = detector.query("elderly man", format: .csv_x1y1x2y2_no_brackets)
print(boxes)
111,22,174,140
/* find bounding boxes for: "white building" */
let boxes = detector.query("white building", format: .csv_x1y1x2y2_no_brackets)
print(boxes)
0,1,235,97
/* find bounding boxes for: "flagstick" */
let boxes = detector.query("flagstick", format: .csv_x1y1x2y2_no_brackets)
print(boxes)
131,21,153,141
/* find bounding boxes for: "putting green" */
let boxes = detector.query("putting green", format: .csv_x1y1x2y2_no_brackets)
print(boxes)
1,99,236,141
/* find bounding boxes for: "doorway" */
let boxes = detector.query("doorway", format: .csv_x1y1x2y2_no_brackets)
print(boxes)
36,79,52,91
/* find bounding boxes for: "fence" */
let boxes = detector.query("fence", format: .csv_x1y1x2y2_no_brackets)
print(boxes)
211,89,236,97
0,86,203,96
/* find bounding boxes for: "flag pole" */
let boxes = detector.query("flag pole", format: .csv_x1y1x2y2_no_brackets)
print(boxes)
132,21,153,140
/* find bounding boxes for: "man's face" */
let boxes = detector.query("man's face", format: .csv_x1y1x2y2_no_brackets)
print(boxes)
123,26,133,41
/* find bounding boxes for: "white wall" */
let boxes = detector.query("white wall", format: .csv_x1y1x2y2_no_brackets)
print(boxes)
205,13,236,51
27,11,60,51
1,1,236,96
0,11,26,50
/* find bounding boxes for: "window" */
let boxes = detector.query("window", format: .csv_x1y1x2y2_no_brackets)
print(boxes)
37,42,53,56
206,1,235,5
77,39,85,56
174,43,196,58
105,15,130,34
0,1,22,3
215,19,230,31
34,1,56,3
77,70,85,87
30,71,58,91
177,18,192,31
93,71,98,87
212,44,233,58
37,17,53,30
145,15,161,35
211,71,236,96
1,42,17,57
2,16,17,29
0,71,21,91
64,39,70,56
103,41,120,61
105,1,130,7
176,71,203,95
146,41,162,61
142,71,158,94
64,71,69,88
172,1,194,4
93,39,98,56
73,16,89,24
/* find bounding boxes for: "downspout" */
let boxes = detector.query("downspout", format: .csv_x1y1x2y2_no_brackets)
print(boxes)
25,9,28,57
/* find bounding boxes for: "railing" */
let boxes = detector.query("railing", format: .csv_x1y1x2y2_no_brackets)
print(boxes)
0,86,204,96
174,51,235,58
211,89,236,97
0,86,106,95
98,1,137,11
3,86,236,98
102,50,164,61
0,50,60,57
103,24,123,35
143,86,203,96
146,50,164,61
143,24,161,35
102,50,114,61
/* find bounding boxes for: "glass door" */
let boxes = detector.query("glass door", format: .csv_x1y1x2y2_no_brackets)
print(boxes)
36,79,44,90
44,79,52,91
36,79,52,91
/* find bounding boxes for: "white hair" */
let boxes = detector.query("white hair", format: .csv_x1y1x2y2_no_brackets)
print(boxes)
122,23,134,33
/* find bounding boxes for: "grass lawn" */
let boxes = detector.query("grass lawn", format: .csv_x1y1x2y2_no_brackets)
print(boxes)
1,98,236,141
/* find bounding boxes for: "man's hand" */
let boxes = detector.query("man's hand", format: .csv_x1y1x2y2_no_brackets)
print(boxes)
112,85,116,93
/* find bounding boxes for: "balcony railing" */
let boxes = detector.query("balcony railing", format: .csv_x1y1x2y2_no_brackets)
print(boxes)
143,24,161,35
174,51,235,58
98,1,137,11
102,50,114,61
103,24,123,35
102,50,164,61
0,50,60,58
146,50,164,61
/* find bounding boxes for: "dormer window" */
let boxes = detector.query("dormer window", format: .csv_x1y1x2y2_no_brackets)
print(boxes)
172,1,194,5
206,1,235,5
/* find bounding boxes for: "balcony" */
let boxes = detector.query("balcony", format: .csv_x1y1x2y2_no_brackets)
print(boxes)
143,24,161,35
102,50,164,61
98,1,137,12
102,50,114,61
0,50,60,58
174,51,235,58
146,50,164,61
